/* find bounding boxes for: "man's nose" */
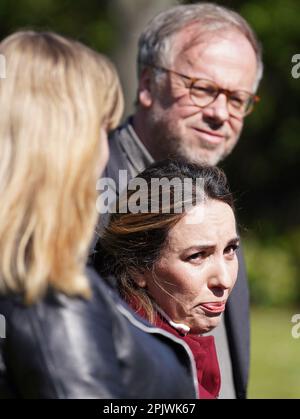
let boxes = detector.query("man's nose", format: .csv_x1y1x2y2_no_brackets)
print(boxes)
202,93,230,126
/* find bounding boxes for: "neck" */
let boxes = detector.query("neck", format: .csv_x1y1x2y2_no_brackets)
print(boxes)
155,305,191,336
132,110,160,161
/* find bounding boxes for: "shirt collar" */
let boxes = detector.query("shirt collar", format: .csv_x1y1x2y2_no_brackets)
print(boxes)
120,117,154,175
155,305,191,336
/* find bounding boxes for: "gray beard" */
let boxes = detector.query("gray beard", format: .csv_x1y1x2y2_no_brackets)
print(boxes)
146,116,228,166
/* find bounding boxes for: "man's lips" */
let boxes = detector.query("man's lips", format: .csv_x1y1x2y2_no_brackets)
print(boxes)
191,127,225,145
198,301,226,314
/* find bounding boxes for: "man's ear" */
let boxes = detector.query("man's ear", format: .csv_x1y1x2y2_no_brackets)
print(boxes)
138,68,153,108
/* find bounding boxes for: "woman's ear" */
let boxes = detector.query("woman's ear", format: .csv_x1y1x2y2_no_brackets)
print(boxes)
132,273,147,288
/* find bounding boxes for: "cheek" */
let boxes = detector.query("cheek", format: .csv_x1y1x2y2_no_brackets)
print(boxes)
230,118,244,138
155,86,196,120
154,263,203,299
230,258,239,288
148,264,201,319
152,266,182,293
173,95,202,119
150,103,184,135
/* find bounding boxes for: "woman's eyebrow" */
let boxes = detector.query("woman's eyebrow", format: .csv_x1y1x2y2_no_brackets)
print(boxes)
184,237,240,252
226,237,240,246
184,243,216,252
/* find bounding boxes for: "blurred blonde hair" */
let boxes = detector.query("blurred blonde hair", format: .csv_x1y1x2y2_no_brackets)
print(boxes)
0,31,123,303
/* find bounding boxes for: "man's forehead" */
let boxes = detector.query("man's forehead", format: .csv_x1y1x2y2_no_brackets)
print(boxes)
170,26,258,91
172,24,253,61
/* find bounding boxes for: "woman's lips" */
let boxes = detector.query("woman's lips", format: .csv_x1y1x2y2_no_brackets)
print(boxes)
199,301,226,314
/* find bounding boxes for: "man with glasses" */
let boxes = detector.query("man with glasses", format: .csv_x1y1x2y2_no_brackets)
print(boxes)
99,3,263,399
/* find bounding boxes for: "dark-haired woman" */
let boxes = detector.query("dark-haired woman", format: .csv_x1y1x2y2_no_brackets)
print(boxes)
96,159,239,399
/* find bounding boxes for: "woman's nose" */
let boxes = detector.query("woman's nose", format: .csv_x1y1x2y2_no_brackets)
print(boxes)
207,259,233,291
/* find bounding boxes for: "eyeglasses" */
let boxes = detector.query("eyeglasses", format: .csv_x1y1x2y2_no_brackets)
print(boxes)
150,65,260,118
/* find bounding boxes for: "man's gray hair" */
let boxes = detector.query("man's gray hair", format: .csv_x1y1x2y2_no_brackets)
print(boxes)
137,2,263,91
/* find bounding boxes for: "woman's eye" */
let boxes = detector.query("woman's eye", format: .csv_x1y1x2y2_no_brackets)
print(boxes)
224,244,239,256
187,252,205,262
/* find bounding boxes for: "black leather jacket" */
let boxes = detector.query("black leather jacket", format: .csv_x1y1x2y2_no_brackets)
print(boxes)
0,268,197,399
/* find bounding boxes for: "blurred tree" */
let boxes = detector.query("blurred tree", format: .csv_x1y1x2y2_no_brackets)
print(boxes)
110,0,177,115
0,0,114,53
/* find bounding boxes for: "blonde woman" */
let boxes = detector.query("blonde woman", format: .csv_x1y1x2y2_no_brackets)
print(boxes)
0,31,197,399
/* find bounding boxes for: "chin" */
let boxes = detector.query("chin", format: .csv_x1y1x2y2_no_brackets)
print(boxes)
192,318,221,335
178,144,224,167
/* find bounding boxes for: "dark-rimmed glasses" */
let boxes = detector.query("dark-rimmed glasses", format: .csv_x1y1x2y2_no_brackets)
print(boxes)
150,64,260,118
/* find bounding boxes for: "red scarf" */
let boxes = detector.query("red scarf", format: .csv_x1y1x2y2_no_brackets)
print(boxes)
131,302,221,399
